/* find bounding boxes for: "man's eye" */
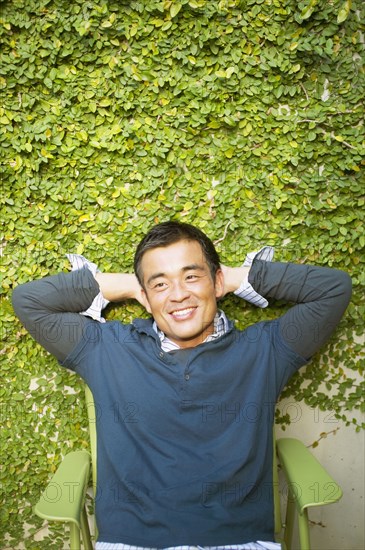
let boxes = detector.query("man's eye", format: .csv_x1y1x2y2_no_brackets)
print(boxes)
154,282,167,289
186,274,198,281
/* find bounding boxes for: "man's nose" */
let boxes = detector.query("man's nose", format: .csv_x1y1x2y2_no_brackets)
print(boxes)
169,281,190,301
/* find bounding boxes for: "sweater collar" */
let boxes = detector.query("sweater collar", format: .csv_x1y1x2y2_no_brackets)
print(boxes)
153,309,230,352
132,310,233,349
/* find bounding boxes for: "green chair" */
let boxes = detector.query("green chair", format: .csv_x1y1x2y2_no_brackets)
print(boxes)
34,386,342,549
276,437,343,549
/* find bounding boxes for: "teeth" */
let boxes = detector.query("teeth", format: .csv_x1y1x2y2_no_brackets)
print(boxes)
171,308,194,317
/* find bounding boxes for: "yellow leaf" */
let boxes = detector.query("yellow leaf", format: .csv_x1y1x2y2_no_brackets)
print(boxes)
9,156,23,170
183,201,194,211
245,189,255,200
109,56,119,69
226,66,235,78
94,236,107,245
275,199,282,209
242,122,253,136
224,148,235,158
41,148,53,158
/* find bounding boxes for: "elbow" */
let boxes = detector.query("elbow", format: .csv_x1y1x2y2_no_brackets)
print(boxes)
335,269,352,310
339,270,352,300
12,283,29,318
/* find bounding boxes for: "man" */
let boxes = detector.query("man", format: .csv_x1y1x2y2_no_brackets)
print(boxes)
12,221,352,549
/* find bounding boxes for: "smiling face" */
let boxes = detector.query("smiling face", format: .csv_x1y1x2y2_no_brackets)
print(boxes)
140,239,224,349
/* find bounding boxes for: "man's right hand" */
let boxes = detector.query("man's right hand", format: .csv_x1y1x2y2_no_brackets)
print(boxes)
95,272,148,308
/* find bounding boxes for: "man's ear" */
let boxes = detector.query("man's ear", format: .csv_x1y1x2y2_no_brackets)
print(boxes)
214,268,225,299
141,289,152,314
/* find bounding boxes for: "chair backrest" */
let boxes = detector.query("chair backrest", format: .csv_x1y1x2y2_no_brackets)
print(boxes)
273,434,283,540
84,384,283,542
85,385,98,498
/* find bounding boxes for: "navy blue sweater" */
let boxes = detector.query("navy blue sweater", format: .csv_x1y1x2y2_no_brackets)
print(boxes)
12,260,352,545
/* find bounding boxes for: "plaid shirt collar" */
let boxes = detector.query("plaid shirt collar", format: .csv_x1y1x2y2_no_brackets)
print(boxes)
153,310,230,353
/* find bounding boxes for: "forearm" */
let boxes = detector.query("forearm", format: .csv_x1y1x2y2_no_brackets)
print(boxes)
221,265,250,295
249,260,352,358
221,246,274,308
12,268,99,316
94,272,143,303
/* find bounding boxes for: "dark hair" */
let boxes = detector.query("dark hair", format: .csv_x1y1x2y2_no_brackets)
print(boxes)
134,221,221,288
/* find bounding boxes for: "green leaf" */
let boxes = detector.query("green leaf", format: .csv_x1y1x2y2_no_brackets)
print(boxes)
170,2,183,18
300,0,319,20
337,0,352,23
12,393,25,401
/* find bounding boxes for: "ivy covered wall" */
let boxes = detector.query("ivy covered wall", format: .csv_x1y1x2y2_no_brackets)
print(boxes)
1,0,364,546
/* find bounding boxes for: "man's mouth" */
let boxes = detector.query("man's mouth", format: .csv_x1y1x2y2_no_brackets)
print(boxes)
170,307,197,319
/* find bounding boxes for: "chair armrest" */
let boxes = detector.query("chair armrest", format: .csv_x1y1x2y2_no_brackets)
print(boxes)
276,438,342,514
34,450,91,528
